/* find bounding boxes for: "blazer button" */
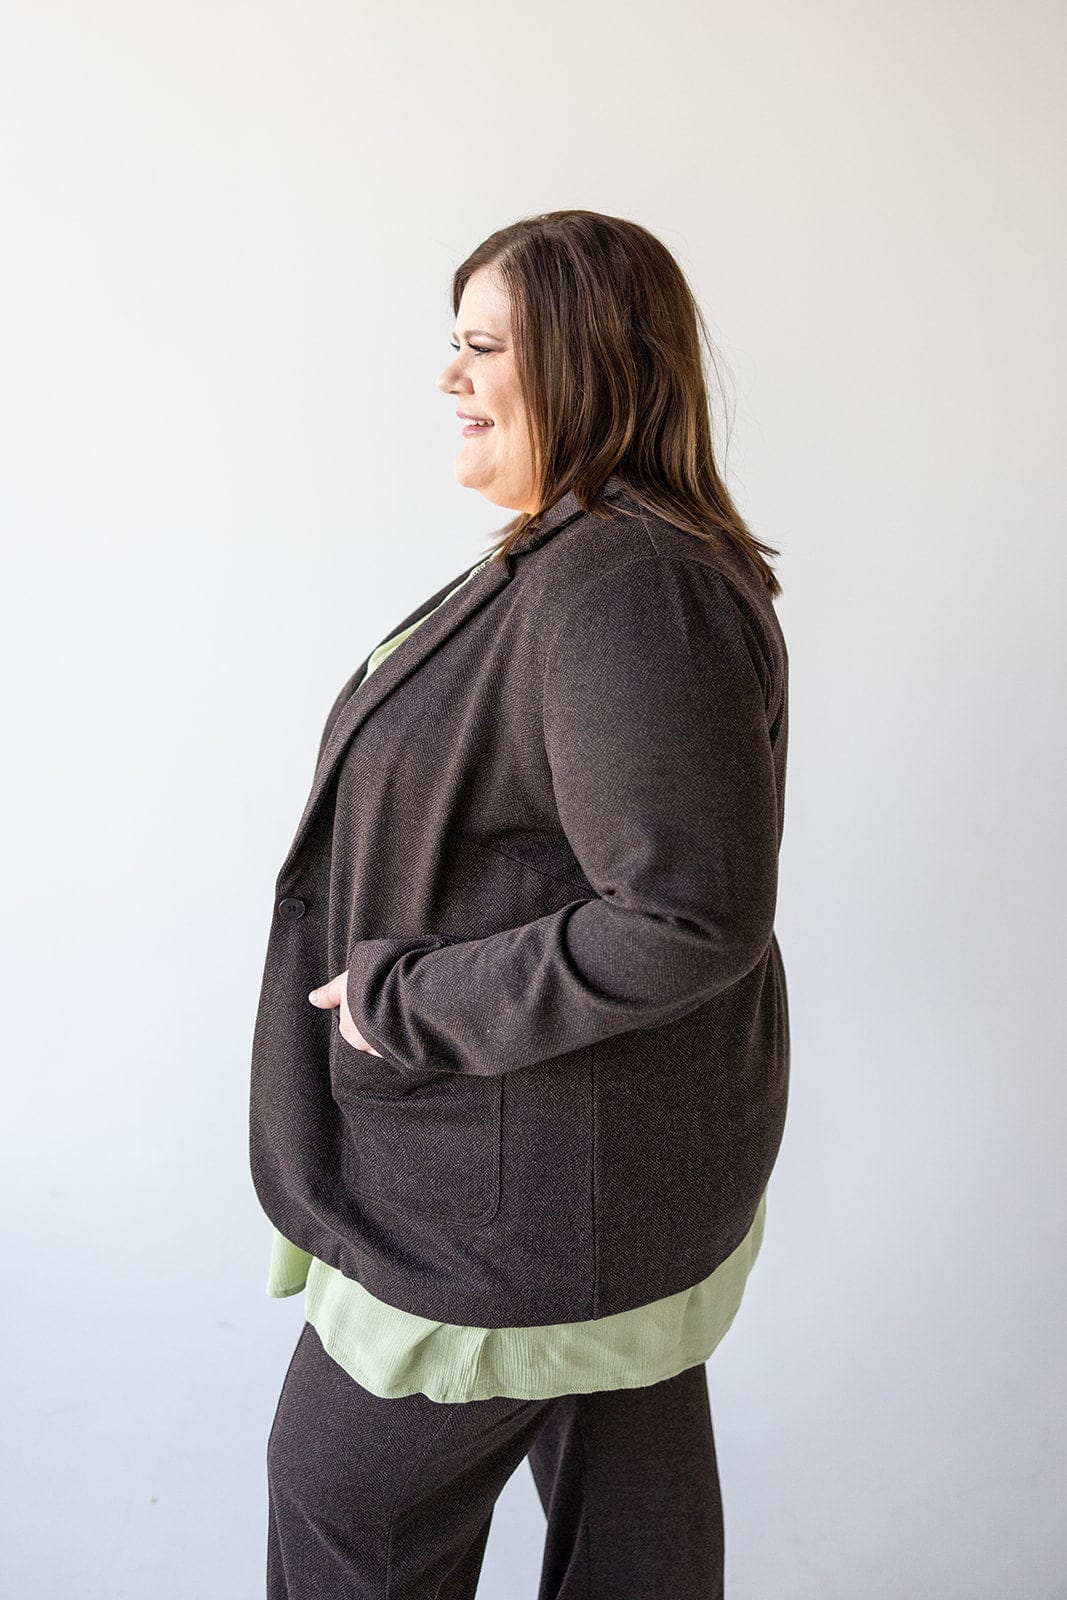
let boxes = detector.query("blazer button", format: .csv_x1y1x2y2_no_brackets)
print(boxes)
276,896,306,920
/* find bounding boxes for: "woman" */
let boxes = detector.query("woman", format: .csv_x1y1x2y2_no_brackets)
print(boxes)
250,209,790,1599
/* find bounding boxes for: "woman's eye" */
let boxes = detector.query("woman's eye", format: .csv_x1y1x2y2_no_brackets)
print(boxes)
449,341,493,355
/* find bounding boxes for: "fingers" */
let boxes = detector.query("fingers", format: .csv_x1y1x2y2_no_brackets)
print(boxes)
307,972,383,1056
307,975,342,1007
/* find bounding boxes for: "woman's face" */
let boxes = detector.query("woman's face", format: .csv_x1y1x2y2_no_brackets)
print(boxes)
436,265,539,513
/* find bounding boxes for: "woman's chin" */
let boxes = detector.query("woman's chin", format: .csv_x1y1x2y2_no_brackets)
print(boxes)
454,455,492,491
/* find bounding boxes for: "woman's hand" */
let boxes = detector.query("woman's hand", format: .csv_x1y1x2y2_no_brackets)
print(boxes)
307,972,384,1056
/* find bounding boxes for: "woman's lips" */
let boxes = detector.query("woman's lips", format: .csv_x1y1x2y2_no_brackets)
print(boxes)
462,422,494,437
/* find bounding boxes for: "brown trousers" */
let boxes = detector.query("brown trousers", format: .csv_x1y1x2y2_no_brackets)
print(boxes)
266,1320,726,1599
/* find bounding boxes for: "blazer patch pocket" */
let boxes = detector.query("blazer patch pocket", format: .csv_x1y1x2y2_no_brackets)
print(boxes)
328,1028,503,1226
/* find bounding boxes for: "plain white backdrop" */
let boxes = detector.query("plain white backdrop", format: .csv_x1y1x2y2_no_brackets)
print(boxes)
1,2,1064,1595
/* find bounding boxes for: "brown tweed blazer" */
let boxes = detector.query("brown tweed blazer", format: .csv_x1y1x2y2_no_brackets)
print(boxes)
248,473,790,1327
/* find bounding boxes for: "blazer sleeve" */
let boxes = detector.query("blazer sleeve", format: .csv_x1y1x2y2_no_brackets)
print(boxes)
344,555,783,1077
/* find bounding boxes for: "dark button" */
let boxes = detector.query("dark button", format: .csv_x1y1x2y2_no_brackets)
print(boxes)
276,896,306,921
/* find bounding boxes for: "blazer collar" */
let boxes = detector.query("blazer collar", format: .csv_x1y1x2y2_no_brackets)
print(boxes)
275,471,633,882
511,471,634,558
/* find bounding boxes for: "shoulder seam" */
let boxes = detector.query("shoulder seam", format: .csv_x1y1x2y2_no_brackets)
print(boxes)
540,549,777,718
543,549,750,667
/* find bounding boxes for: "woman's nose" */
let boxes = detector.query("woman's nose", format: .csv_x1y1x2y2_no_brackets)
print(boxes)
437,367,470,394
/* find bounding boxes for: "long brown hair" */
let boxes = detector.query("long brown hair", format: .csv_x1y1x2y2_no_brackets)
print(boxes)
452,210,782,598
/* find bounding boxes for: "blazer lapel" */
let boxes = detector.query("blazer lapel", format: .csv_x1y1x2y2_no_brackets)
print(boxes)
276,551,514,878
275,473,632,880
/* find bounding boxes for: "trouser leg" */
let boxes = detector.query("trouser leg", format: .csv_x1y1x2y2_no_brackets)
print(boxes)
265,1319,554,1599
526,1362,726,1600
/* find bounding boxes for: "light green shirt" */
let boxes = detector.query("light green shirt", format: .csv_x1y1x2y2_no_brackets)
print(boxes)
265,549,768,1401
